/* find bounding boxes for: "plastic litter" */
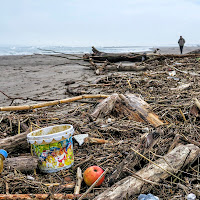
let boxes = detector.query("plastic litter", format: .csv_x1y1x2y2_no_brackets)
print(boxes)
167,76,180,81
73,134,88,146
168,70,176,76
138,193,159,200
27,124,74,173
0,149,8,173
186,193,196,200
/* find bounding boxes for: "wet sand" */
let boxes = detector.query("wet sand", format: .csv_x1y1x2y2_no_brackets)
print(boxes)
0,46,199,107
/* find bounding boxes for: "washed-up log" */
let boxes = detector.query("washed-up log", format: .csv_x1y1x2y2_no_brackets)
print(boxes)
83,46,147,62
88,62,148,73
0,131,29,153
91,93,164,127
4,156,38,172
0,193,93,200
103,63,148,71
94,144,199,200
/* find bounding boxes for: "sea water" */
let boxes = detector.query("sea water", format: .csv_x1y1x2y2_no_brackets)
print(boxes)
0,45,152,55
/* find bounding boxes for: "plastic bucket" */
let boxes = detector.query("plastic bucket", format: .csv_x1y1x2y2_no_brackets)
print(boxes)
27,124,74,173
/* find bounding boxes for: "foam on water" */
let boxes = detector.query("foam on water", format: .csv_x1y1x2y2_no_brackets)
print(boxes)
0,46,152,55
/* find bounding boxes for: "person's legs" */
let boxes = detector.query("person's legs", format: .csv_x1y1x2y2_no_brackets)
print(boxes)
180,46,183,54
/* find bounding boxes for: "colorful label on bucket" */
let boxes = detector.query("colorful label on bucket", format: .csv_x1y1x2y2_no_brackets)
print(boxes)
33,136,74,173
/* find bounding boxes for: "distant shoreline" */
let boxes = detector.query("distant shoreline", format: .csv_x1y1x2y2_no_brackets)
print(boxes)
0,45,199,56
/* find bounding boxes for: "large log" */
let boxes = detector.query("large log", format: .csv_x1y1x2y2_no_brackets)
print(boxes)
83,46,147,62
88,62,148,73
4,156,38,172
94,144,199,200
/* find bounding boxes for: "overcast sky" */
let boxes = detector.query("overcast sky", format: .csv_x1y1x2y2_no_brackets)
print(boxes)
1,0,200,46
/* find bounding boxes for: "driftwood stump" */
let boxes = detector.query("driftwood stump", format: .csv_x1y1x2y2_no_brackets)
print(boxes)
91,93,164,127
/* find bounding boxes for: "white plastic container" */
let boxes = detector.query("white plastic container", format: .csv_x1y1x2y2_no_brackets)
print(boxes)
27,124,74,173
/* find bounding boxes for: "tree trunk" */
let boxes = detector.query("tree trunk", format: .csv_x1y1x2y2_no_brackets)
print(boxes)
94,144,199,200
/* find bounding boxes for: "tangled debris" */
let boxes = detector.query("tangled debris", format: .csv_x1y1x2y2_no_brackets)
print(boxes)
0,48,200,199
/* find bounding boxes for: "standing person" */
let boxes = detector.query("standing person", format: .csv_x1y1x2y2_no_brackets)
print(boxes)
178,36,185,54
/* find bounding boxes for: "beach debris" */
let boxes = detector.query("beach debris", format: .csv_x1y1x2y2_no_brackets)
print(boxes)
170,83,192,91
0,131,30,153
83,46,146,62
167,76,180,81
190,98,200,117
94,144,199,200
84,137,112,144
73,155,94,170
73,134,89,146
0,193,94,200
87,61,148,74
4,156,38,172
73,134,111,146
74,167,83,195
187,48,200,54
168,70,176,76
91,93,120,118
186,193,196,200
65,80,75,86
92,93,164,127
138,193,159,200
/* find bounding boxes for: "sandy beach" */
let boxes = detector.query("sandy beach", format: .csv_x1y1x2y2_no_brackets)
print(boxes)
0,46,199,107
0,53,94,107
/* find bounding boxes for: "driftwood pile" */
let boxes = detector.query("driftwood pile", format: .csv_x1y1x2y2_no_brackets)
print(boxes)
0,48,200,199
83,46,200,75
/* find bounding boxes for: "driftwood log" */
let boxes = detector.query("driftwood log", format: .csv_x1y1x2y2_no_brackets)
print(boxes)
94,144,199,200
91,93,164,127
83,47,200,65
4,156,38,172
0,132,29,153
83,46,147,62
88,61,148,74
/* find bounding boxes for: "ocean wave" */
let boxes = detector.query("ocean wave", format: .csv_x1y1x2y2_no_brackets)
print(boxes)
0,46,152,55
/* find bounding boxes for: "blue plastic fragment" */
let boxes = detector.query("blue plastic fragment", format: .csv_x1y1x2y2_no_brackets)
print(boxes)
138,193,159,200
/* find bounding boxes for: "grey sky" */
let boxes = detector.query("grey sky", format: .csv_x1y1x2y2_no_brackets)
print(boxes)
1,0,200,46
